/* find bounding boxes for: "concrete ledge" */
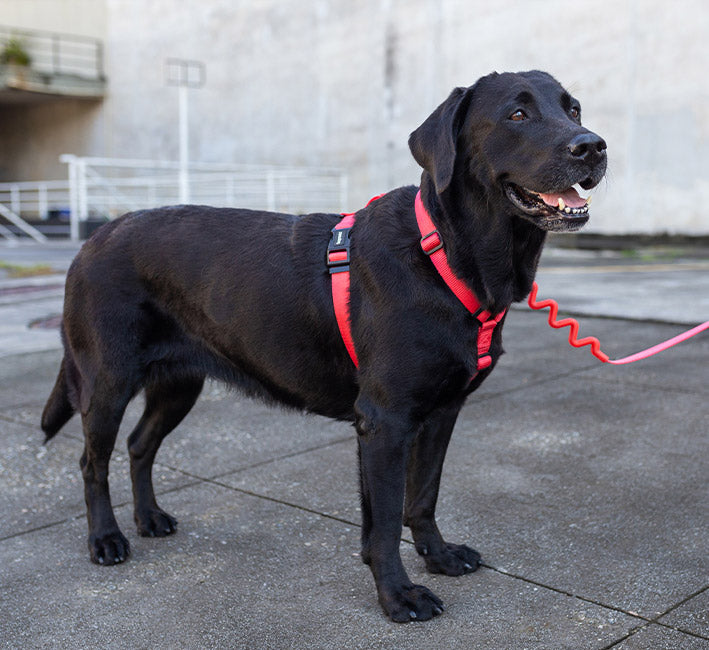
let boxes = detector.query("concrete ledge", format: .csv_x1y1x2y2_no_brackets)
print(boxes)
0,65,105,104
548,233,709,257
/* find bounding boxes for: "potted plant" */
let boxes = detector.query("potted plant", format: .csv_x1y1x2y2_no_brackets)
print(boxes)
1,38,31,66
1,37,31,84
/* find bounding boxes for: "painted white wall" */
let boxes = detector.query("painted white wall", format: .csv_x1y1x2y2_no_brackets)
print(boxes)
0,0,106,38
1,0,707,234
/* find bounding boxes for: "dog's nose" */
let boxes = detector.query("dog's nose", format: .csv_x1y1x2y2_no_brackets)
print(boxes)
568,132,607,163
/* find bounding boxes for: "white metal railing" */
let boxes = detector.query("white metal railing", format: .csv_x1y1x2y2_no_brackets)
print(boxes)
0,180,68,242
61,155,348,241
0,157,348,241
0,25,104,80
0,180,70,220
0,202,47,242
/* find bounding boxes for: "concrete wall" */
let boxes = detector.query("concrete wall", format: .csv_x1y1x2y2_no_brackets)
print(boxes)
0,99,104,180
1,0,708,234
0,0,106,39
0,0,107,180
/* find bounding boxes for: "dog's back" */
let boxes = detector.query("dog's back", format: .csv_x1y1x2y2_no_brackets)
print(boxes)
43,204,362,442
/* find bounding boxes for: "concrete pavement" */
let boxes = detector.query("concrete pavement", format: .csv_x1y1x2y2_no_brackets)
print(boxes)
1,239,707,648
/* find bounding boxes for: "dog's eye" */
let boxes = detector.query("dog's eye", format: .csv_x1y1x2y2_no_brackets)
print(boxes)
570,106,581,120
509,109,527,122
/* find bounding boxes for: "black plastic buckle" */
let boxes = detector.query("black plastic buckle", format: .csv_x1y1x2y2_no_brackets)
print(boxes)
420,230,444,255
326,226,352,274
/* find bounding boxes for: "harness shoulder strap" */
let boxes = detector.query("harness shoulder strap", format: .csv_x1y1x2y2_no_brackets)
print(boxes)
327,213,358,367
414,190,506,371
326,194,385,367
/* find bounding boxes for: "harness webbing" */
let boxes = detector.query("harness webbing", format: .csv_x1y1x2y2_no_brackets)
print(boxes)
414,190,506,370
326,191,506,373
326,213,358,366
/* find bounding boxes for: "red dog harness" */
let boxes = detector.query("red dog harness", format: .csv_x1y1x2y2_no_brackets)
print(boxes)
326,211,359,365
326,190,506,373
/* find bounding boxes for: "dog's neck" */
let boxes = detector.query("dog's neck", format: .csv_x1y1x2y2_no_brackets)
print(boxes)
420,174,547,315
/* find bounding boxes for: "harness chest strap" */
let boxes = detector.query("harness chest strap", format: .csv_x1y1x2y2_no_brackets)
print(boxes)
326,213,359,366
327,190,506,372
415,191,507,370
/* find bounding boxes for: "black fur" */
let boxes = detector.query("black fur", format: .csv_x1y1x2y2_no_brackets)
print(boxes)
42,70,606,622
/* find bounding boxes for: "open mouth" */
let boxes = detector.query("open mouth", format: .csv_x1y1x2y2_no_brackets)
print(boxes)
504,183,592,231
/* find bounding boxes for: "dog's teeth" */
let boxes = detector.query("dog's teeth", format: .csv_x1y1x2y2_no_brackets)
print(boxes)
564,207,571,214
557,197,566,210
586,195,593,205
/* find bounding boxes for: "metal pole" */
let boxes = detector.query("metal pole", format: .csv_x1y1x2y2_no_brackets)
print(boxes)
53,34,61,76
10,185,20,215
96,41,104,80
62,154,80,242
166,59,203,205
178,84,189,203
38,183,48,220
77,158,88,224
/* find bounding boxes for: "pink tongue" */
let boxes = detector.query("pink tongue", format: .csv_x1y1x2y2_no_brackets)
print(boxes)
538,187,586,209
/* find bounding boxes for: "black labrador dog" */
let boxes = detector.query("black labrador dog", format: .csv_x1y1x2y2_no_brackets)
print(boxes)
42,70,606,622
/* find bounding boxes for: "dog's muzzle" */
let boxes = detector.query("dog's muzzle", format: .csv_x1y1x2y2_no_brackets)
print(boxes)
504,183,592,232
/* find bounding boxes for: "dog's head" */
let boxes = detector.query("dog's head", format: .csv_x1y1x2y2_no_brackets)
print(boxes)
409,70,607,232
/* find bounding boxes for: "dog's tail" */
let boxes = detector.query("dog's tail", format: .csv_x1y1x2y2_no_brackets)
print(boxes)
41,354,77,443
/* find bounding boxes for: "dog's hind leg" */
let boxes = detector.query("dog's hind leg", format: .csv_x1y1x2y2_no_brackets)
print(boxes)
80,377,135,565
403,399,481,576
127,377,204,537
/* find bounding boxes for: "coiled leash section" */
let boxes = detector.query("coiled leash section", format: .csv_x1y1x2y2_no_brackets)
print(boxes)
528,281,709,365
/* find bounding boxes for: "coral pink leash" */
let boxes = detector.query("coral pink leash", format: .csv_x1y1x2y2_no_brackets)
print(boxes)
528,282,709,365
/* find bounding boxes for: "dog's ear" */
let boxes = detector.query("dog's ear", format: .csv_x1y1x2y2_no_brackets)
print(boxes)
408,85,475,194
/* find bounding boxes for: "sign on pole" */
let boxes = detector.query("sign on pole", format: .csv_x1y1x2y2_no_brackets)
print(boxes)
165,59,205,204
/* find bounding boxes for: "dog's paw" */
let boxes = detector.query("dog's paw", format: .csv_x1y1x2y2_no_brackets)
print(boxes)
88,530,131,565
379,584,444,623
419,542,481,576
135,508,177,537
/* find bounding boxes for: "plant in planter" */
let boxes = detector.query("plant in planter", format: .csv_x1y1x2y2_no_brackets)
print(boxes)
0,38,32,67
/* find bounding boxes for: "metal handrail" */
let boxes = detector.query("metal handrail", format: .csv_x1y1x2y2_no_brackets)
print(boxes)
0,180,70,219
0,203,47,242
0,25,104,80
58,155,344,176
0,157,348,241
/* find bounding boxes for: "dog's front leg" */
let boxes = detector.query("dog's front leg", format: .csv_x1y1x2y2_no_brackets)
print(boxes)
355,395,444,622
404,400,482,576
